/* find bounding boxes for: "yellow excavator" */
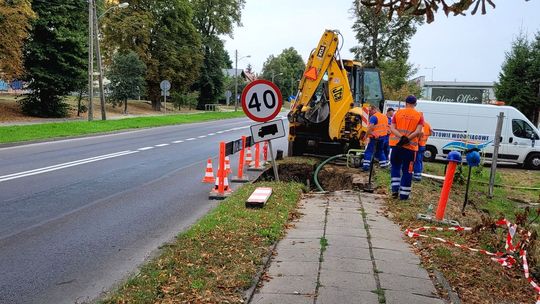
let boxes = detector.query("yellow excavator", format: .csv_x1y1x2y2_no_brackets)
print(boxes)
287,29,385,156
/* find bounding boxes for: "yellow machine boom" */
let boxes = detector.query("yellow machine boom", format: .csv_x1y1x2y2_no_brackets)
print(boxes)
288,29,384,156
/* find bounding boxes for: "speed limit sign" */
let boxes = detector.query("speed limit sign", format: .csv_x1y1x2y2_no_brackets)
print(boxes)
241,80,283,122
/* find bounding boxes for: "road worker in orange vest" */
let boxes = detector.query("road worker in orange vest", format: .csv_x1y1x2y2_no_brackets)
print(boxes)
389,95,424,200
362,105,390,171
413,119,433,181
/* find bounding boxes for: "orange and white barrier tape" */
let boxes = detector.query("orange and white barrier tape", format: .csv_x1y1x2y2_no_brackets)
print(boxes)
405,219,540,303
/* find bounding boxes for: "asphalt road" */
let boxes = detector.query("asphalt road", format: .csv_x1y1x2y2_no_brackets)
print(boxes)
0,116,289,304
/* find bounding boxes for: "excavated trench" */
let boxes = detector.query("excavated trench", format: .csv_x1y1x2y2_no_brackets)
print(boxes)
257,157,370,192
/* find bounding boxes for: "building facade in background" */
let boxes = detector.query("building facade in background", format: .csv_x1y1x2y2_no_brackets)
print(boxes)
412,76,495,104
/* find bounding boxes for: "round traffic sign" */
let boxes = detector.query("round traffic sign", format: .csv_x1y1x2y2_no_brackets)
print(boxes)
160,80,171,91
241,80,283,122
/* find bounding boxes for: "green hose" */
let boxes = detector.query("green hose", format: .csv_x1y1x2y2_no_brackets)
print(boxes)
314,154,347,192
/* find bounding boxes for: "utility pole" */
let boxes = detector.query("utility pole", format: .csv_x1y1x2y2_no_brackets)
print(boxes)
93,4,106,120
88,0,94,121
234,49,238,112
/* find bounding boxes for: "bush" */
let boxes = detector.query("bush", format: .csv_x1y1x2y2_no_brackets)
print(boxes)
171,91,199,110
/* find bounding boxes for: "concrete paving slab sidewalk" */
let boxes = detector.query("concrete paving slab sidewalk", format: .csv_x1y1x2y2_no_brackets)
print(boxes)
248,191,445,304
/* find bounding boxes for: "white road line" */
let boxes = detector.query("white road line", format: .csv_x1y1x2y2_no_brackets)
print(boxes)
138,147,154,151
172,140,184,143
186,138,196,141
155,144,169,147
0,151,138,183
208,133,216,136
198,135,206,138
216,131,224,134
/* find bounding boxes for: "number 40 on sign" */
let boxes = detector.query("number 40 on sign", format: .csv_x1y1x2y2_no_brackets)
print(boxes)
241,80,283,123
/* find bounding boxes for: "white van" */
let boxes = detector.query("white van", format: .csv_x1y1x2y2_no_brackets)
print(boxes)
384,100,540,169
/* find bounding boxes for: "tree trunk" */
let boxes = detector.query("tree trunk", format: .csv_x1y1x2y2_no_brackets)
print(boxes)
124,99,128,114
77,90,83,116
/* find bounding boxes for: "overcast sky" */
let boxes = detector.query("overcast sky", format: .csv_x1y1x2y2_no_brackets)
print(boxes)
223,0,540,83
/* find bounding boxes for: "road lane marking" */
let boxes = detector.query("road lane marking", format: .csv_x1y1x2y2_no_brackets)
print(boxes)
172,140,184,143
198,135,206,138
186,138,196,141
0,151,138,183
155,144,169,147
208,133,215,136
138,147,154,151
216,131,224,134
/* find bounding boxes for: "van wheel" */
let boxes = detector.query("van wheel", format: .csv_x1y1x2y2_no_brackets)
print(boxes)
424,146,437,162
525,153,540,170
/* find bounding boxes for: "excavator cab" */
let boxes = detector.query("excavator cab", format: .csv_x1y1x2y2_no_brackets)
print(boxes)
288,30,384,156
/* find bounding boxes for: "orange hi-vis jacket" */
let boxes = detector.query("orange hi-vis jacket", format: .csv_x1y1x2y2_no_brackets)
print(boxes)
419,121,431,147
370,112,389,138
389,108,423,151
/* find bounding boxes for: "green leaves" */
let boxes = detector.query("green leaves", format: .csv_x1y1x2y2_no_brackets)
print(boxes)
0,0,34,80
261,47,306,101
495,32,540,124
351,0,423,67
101,0,204,110
107,51,146,113
20,0,87,118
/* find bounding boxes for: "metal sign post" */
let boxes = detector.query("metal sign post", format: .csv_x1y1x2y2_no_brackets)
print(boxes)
268,140,280,182
160,80,171,113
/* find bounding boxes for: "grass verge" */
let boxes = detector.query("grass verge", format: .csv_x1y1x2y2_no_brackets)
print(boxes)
99,181,303,304
375,162,540,304
0,111,246,144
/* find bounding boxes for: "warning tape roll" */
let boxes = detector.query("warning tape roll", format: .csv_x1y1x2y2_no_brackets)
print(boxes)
405,219,539,303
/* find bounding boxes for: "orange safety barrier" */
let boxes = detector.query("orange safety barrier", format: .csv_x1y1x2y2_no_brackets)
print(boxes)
435,151,462,221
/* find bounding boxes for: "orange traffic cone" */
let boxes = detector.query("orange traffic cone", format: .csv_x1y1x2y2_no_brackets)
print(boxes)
202,158,215,183
245,146,253,166
223,175,232,193
225,156,231,175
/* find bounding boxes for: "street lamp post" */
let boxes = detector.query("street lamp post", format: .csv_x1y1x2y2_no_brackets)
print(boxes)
271,71,283,82
234,49,251,111
88,0,94,121
90,2,129,121
424,66,435,81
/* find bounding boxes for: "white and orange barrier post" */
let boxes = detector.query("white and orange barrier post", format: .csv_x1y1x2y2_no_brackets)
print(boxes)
249,142,265,171
263,141,269,165
232,136,249,183
209,141,231,199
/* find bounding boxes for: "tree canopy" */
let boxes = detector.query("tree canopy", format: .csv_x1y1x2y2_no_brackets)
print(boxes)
107,51,146,114
20,0,87,117
358,0,523,23
190,0,246,109
351,1,422,100
101,0,203,110
261,47,305,101
495,32,540,124
0,0,35,80
351,0,423,67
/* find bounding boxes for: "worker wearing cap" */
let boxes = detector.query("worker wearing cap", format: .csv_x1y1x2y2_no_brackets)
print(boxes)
389,95,424,200
413,120,432,181
383,107,395,160
362,105,389,171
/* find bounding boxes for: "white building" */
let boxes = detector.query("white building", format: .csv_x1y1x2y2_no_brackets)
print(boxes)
412,76,496,104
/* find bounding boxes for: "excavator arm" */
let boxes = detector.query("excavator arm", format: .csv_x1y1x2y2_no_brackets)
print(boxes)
288,29,384,156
